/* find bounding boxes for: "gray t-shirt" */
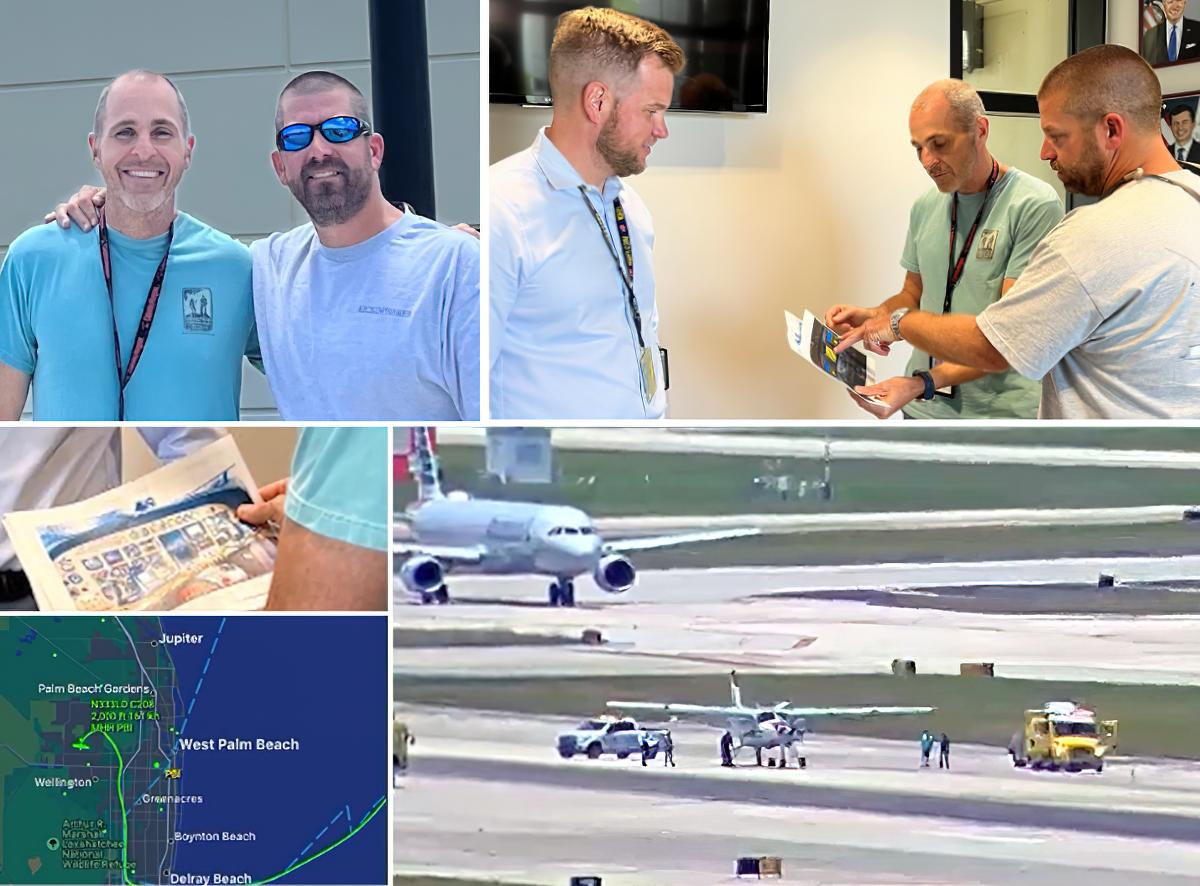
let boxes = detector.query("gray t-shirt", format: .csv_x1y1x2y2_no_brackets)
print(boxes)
250,213,480,420
900,168,1063,419
977,171,1200,419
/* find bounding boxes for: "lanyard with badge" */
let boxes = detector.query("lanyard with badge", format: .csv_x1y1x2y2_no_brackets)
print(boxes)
578,186,668,402
931,158,1000,398
97,206,174,421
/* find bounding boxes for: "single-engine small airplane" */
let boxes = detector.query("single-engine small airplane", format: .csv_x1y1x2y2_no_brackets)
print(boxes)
394,428,761,606
609,670,935,762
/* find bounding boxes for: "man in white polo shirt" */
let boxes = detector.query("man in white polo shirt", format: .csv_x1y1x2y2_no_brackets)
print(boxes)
489,6,684,419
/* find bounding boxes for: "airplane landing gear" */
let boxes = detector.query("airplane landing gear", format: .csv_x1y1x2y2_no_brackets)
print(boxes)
548,579,576,607
420,585,450,605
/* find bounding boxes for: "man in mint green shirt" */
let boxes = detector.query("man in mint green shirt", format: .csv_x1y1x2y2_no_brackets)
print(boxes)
826,79,1063,419
0,69,256,421
240,428,388,611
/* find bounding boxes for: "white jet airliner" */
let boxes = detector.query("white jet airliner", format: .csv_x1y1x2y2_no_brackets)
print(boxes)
394,428,759,606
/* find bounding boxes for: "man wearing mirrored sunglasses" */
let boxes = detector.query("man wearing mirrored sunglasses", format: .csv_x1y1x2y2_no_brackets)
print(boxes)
0,70,257,420
254,71,479,420
47,71,479,421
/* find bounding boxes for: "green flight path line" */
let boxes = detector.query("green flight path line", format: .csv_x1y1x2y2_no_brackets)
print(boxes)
74,729,387,885
255,795,387,886
74,729,134,884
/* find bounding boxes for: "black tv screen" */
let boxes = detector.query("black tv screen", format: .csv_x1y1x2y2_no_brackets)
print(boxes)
490,0,770,113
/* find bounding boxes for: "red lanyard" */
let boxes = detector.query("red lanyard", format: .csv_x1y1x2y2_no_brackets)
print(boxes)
97,207,173,420
579,187,645,348
943,159,999,313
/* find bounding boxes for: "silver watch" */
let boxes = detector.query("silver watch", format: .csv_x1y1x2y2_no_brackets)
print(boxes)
890,307,910,340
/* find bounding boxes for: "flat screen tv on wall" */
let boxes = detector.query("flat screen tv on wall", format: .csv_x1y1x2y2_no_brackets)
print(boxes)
490,0,770,113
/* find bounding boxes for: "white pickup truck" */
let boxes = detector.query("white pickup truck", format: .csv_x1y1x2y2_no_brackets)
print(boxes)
556,717,668,760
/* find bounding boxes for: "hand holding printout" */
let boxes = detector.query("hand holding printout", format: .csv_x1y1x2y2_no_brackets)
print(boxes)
785,310,884,405
3,437,276,612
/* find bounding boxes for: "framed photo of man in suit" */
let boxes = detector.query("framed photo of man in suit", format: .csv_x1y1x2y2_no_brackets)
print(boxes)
1141,0,1200,68
1164,93,1200,169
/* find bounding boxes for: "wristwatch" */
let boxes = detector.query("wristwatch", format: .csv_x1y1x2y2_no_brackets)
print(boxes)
890,307,911,340
911,369,936,401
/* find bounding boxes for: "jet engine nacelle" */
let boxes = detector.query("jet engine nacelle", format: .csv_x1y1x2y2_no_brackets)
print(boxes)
398,556,444,594
593,555,636,594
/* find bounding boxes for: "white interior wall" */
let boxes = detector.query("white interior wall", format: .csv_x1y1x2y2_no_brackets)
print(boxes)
122,428,299,484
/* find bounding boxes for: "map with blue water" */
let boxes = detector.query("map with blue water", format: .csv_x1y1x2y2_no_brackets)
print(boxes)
0,616,387,885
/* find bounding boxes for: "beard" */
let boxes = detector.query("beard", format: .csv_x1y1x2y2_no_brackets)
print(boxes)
596,108,646,178
1053,136,1107,197
289,156,373,226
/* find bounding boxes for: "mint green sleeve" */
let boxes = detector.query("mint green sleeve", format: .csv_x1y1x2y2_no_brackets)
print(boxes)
1003,192,1065,281
284,428,389,551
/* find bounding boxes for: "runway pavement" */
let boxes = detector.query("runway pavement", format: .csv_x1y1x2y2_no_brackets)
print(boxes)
395,505,1197,542
393,708,1200,885
393,566,1200,683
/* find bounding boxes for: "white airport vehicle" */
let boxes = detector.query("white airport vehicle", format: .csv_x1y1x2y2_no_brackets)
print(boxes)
556,716,669,760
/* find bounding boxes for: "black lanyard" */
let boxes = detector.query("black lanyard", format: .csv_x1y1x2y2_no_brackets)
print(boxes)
97,207,174,421
943,159,999,313
579,186,645,348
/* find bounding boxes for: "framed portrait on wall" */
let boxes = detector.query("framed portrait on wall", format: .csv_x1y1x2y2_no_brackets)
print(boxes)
1163,92,1200,169
1140,1,1200,67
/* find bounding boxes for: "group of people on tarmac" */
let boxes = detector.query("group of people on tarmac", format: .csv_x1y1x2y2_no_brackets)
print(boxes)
640,731,675,767
718,730,804,770
920,730,952,769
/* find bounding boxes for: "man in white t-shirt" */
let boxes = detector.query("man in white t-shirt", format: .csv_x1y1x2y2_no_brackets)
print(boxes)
0,428,224,610
836,45,1200,418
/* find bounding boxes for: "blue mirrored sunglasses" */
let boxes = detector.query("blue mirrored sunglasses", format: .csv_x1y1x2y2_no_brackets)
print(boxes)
276,116,371,152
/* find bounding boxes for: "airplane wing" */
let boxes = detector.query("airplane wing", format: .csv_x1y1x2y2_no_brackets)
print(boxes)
775,705,935,719
604,527,760,553
607,700,757,728
393,543,486,564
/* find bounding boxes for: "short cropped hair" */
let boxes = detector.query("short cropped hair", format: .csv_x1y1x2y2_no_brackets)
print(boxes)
94,70,190,136
911,79,985,133
549,6,685,102
275,70,371,132
1038,44,1162,133
1170,104,1195,122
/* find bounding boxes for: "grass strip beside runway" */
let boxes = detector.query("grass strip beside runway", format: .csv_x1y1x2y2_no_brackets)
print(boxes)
395,673,1200,759
396,446,1200,516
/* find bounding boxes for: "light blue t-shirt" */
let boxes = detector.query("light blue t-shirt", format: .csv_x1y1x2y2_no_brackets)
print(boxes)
0,213,255,420
250,212,479,420
285,428,389,551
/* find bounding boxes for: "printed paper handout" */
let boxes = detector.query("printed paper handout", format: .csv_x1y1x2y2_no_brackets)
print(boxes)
3,437,275,612
785,309,880,398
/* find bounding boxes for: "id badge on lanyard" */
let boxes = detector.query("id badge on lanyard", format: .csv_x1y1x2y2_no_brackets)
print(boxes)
579,187,659,404
934,159,999,398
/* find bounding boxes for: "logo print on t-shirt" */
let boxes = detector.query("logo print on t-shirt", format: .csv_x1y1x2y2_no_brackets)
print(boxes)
977,230,999,261
183,288,214,334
